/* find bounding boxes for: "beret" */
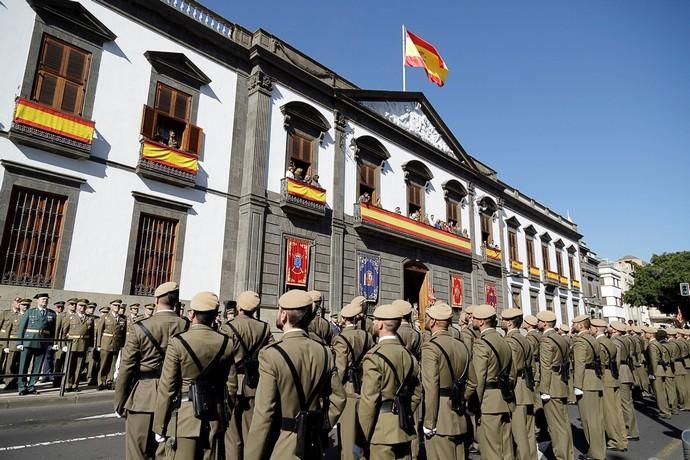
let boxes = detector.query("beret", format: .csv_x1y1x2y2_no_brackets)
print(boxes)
590,318,607,328
144,303,155,310
572,314,589,324
340,302,361,318
373,304,402,320
559,324,571,333
129,303,140,308
501,308,523,320
154,281,179,298
656,329,668,339
536,310,556,322
77,298,89,305
610,321,628,332
392,299,413,316
350,295,366,306
19,298,32,306
307,290,322,302
524,315,538,326
473,304,496,320
279,290,313,310
426,303,452,320
190,292,220,312
237,291,261,311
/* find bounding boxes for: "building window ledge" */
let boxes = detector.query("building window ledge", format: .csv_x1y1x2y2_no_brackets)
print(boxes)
136,139,197,187
280,177,327,217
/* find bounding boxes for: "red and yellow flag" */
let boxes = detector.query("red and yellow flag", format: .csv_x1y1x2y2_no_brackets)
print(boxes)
404,30,449,87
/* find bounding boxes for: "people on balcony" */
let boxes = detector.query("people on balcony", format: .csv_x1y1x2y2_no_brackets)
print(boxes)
309,174,322,188
286,163,296,179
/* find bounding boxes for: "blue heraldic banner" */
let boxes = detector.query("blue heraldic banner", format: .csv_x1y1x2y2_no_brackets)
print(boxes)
358,254,380,302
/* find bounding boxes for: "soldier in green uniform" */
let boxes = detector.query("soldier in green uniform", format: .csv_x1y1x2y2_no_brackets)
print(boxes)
332,301,374,460
421,303,469,460
572,314,606,460
645,326,672,418
659,330,678,414
125,304,141,339
358,303,421,460
53,298,76,387
680,330,690,410
154,291,235,460
244,290,346,460
536,310,573,460
0,298,20,376
85,304,103,385
501,308,537,460
609,321,639,440
464,304,515,459
631,325,650,394
307,290,333,345
17,293,57,395
219,291,275,460
95,299,127,390
667,329,687,412
591,318,627,452
559,324,576,404
63,299,95,392
393,300,421,359
523,315,543,424
116,282,188,460
0,299,25,390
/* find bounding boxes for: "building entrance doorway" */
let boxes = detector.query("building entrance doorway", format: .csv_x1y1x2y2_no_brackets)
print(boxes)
403,261,431,326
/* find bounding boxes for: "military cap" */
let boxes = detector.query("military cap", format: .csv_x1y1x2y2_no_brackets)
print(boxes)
590,318,607,328
76,298,89,306
350,295,366,306
237,291,261,311
278,290,313,310
66,297,78,303
109,299,123,306
99,306,109,313
190,292,219,312
392,299,413,316
559,324,571,333
53,301,65,307
129,303,140,309
154,281,179,297
656,329,668,339
610,321,628,332
641,326,656,334
572,314,589,324
668,328,678,336
473,304,496,320
680,329,690,336
631,325,643,333
33,292,49,299
307,290,322,302
524,315,538,326
465,305,475,315
86,302,96,309
19,298,32,306
144,303,155,310
501,308,523,320
340,302,361,318
373,304,402,320
536,310,557,322
426,302,453,320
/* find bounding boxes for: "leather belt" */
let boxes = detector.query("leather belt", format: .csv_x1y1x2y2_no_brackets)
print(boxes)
138,370,161,380
439,388,453,397
0,329,6,333
281,418,299,432
585,364,598,369
26,328,48,334
69,335,83,339
485,382,499,389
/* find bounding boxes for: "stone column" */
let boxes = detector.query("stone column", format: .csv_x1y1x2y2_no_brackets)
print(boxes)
328,111,347,313
497,198,509,312
234,70,273,295
467,182,479,304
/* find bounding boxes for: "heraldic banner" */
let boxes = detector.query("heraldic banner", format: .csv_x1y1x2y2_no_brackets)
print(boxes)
451,273,463,307
358,254,380,302
485,281,497,308
286,237,310,287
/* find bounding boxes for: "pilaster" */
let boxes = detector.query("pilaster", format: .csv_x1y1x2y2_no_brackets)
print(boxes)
468,182,478,304
328,110,347,312
497,198,508,313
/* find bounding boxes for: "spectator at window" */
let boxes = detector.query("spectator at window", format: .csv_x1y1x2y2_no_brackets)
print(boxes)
394,207,402,214
310,174,322,188
358,192,371,204
294,167,305,181
167,129,179,148
286,163,296,179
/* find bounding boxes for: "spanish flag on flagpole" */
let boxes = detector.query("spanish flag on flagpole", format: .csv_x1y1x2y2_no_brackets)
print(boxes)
403,26,449,88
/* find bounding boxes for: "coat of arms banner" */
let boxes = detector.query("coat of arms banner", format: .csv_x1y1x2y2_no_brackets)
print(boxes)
451,273,463,307
285,237,310,287
358,254,380,302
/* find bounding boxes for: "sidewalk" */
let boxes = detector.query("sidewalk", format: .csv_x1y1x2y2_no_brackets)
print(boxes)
0,383,114,409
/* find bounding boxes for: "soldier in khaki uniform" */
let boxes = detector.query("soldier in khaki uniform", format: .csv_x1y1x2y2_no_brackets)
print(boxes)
63,299,95,392
0,298,20,371
143,303,155,319
219,291,274,460
680,330,690,410
332,301,373,460
421,303,469,460
572,315,606,460
95,299,127,390
559,324,576,404
358,303,421,460
609,321,639,440
85,304,103,385
50,300,67,387
115,282,188,460
393,300,422,359
0,299,25,390
501,308,537,460
631,325,650,394
667,329,687,411
245,290,346,460
659,330,678,414
307,290,333,345
125,304,141,339
17,293,58,395
154,291,235,460
464,304,514,459
591,318,627,452
645,327,672,418
523,315,542,412
537,310,573,460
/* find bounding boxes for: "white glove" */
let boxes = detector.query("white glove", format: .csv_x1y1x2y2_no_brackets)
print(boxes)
16,345,24,351
52,345,59,351
423,426,436,437
154,433,166,443
3,348,8,353
114,411,123,419
574,388,583,396
540,393,551,401
648,374,656,381
97,347,101,352
62,346,68,352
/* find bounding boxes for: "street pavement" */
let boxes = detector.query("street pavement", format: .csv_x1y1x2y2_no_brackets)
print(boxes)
0,392,687,459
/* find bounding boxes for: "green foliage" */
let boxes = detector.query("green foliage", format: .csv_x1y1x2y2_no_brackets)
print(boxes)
623,251,690,317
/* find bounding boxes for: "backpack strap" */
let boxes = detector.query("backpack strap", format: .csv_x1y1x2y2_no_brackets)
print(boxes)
274,343,330,410
429,338,469,383
374,349,414,396
547,335,567,361
177,334,229,380
225,322,248,356
136,321,165,358
481,337,505,373
507,334,530,367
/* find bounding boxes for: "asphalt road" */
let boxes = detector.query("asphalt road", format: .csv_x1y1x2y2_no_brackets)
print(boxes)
0,394,687,459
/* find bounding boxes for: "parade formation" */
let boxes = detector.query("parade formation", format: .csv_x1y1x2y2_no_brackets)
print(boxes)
1,286,688,460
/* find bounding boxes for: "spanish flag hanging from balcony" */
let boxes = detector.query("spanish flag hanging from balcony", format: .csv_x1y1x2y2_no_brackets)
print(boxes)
404,28,449,87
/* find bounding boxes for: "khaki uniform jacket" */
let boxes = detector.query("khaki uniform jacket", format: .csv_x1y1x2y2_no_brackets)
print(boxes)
0,310,18,348
659,342,674,377
679,339,690,369
95,313,127,351
421,330,469,435
358,337,422,445
646,340,667,377
539,329,569,398
465,328,516,414
332,325,373,391
597,335,620,388
308,315,333,345
526,329,542,387
154,324,235,438
245,329,346,460
460,327,476,359
573,332,602,391
612,335,634,384
397,322,422,359
669,340,687,376
506,329,535,406
64,313,95,352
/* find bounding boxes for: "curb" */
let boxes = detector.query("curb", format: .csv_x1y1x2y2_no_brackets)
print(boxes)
0,389,114,409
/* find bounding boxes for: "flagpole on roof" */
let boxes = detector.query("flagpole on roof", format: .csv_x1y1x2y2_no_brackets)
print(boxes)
402,24,406,92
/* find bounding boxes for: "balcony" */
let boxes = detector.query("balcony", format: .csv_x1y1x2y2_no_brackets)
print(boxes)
136,139,197,187
572,279,581,291
545,270,560,287
280,178,327,216
559,275,569,288
482,245,502,268
529,266,541,282
9,97,95,159
510,259,524,274
354,203,471,257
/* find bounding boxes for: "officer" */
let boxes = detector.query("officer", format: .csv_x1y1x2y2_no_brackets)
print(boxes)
464,304,514,459
0,298,20,371
143,303,155,319
358,303,421,459
17,293,57,395
53,298,76,387
307,290,333,345
591,318,627,452
154,291,235,460
572,314,605,460
125,304,141,337
0,299,25,390
219,291,275,460
115,281,188,460
244,290,346,460
95,299,127,390
536,310,573,460
421,302,469,460
523,314,546,434
644,326,671,418
501,308,536,460
85,303,103,386
63,299,95,392
332,301,374,460
609,321,639,441
393,300,421,359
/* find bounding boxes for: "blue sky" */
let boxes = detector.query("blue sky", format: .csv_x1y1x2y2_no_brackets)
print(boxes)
206,0,690,261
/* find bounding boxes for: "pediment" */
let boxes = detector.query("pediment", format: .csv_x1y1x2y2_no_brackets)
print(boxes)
31,0,117,45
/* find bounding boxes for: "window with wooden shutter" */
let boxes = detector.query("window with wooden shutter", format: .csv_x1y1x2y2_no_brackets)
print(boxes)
557,251,564,276
287,131,314,175
542,243,551,271
0,187,67,287
509,230,519,261
407,182,423,215
568,254,576,280
446,199,459,226
526,237,536,267
32,35,91,116
130,214,178,296
480,213,492,244
358,162,378,203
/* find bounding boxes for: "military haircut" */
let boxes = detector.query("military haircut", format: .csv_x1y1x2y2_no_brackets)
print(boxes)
285,307,313,330
484,316,498,328
159,290,179,307
544,320,557,328
429,317,450,329
580,318,591,329
508,316,523,329
194,310,216,326
381,318,402,332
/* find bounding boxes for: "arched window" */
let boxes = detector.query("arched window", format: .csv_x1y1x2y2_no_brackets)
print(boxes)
541,232,552,271
354,136,389,205
281,101,330,181
402,160,433,217
442,180,466,229
478,196,498,245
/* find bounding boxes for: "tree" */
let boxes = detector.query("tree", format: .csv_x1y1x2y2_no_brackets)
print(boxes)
623,251,690,321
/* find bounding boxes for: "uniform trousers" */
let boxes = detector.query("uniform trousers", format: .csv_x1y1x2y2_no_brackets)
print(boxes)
602,386,628,450
98,350,117,385
684,373,690,410
125,411,158,460
369,442,412,460
425,434,465,460
224,395,255,459
542,397,573,460
86,348,99,384
636,366,650,393
66,351,86,388
619,382,639,438
511,404,537,460
477,412,512,459
53,351,66,386
577,390,605,460
18,347,47,391
2,350,19,387
665,376,678,413
675,372,687,409
652,377,672,417
337,394,363,460
172,435,223,460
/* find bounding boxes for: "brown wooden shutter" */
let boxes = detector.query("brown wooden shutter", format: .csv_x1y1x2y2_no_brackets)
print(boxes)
185,124,203,155
140,105,157,139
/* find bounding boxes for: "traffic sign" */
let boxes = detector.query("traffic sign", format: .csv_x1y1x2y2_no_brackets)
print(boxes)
681,283,690,297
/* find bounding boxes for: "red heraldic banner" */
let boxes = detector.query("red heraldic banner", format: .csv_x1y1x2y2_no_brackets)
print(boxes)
485,281,497,308
286,237,310,287
451,274,463,307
